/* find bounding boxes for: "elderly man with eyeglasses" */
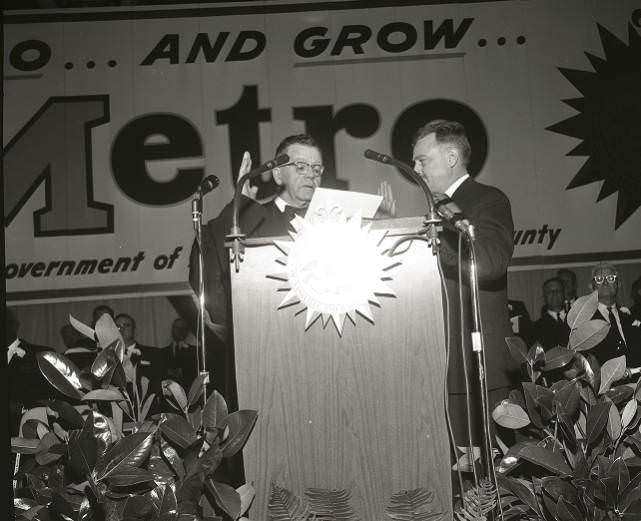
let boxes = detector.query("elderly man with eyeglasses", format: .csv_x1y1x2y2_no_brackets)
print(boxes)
588,262,641,368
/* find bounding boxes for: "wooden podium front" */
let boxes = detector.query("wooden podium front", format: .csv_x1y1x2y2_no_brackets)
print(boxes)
230,217,451,519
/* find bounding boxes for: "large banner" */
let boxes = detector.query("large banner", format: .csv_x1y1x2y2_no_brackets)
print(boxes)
4,0,641,302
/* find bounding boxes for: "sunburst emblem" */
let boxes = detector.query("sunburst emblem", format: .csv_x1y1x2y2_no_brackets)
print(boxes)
546,23,641,229
269,211,398,335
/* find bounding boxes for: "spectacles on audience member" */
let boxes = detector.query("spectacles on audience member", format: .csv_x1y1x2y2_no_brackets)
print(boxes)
592,274,617,285
283,160,324,178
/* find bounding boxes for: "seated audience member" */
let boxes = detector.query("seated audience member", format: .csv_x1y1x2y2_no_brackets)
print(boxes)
6,308,57,436
164,317,198,390
115,313,166,408
557,268,578,314
588,263,641,367
507,299,535,346
60,323,97,371
534,277,570,349
631,276,641,321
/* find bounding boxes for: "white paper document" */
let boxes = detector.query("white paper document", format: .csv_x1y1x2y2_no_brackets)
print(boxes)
304,187,382,222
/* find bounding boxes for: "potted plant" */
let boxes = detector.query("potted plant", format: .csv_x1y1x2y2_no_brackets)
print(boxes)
11,314,257,521
489,291,641,520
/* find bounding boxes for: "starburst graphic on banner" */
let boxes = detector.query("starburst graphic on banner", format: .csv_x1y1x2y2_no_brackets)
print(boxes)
269,212,398,335
546,23,641,229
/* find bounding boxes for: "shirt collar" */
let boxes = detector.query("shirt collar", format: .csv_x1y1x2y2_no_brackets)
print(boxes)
274,196,288,212
444,174,469,198
274,196,308,213
546,308,566,321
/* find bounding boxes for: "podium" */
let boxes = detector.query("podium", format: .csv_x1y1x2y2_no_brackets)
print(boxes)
230,217,452,519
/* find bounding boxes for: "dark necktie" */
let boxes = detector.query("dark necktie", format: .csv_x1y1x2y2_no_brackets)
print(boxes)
283,205,306,221
608,307,626,351
556,311,561,324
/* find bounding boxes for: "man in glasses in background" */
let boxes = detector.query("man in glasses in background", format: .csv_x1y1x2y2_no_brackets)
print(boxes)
588,262,641,367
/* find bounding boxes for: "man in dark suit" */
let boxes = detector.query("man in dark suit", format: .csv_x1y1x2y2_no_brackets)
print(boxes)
6,308,57,436
164,317,198,391
412,119,517,448
508,299,535,346
115,313,166,414
588,263,641,367
190,134,324,338
534,278,571,350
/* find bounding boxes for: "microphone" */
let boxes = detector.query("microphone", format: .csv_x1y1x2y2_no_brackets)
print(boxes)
198,175,220,195
364,149,394,164
434,195,472,235
245,153,290,179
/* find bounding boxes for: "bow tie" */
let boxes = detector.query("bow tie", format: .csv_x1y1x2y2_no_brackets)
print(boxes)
283,205,306,219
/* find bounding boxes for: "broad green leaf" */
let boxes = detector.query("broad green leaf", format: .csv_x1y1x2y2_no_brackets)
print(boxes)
219,410,258,458
606,385,634,406
159,413,198,449
45,399,84,428
36,351,84,400
236,483,255,517
104,465,155,487
599,356,627,395
607,403,622,441
206,479,241,520
575,352,599,391
553,380,581,417
522,382,544,429
95,313,122,350
82,389,125,402
570,319,610,352
202,390,228,431
540,476,578,502
98,431,154,480
148,483,178,520
505,336,529,364
528,343,545,365
35,431,62,465
556,496,582,521
162,380,188,412
586,401,611,446
567,291,599,329
91,343,117,379
113,494,154,521
11,437,40,454
68,413,99,477
518,445,571,475
141,393,156,422
160,439,185,481
622,399,638,430
497,475,540,515
148,446,175,486
69,313,95,340
543,347,575,372
492,401,530,429
187,374,208,408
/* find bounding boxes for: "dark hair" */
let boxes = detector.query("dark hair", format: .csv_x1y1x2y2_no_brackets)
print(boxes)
543,277,564,290
115,313,136,329
275,134,321,158
556,268,577,285
413,120,471,166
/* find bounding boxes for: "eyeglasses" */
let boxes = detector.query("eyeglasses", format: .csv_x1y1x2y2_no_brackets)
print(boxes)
592,274,617,285
283,160,324,178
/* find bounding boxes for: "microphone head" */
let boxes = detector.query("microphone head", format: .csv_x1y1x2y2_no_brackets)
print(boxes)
272,153,290,168
199,175,220,194
364,149,390,163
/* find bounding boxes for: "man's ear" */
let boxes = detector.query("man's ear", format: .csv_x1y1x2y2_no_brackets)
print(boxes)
272,167,283,186
446,147,459,168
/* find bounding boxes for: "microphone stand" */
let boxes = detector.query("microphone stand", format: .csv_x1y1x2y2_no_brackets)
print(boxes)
226,153,290,273
192,192,209,405
463,228,498,497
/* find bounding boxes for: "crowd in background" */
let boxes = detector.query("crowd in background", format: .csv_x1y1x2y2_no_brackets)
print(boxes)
6,263,641,438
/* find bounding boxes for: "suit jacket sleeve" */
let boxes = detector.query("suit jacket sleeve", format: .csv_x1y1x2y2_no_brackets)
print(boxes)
188,195,270,325
440,186,514,283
